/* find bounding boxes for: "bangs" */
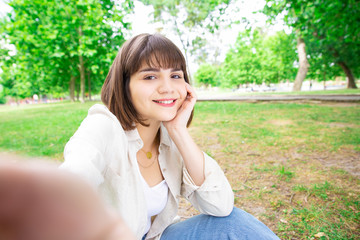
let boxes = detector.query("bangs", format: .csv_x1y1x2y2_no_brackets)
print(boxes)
127,34,186,75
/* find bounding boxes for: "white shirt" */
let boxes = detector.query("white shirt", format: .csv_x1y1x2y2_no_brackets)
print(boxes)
140,177,168,235
60,104,234,240
135,158,168,235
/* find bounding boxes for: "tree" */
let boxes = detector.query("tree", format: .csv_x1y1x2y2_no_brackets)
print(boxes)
219,28,297,88
140,0,232,68
0,0,133,101
307,40,343,88
263,0,359,89
194,63,220,87
264,31,297,82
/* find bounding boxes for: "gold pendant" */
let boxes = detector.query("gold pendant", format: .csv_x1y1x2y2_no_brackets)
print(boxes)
146,152,152,159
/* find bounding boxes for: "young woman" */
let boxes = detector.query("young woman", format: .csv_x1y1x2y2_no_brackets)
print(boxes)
60,33,279,240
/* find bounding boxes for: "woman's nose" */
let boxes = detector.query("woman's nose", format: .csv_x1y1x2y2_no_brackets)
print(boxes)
158,78,174,94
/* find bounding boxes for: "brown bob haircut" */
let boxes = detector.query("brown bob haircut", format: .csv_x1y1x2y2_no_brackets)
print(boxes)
101,33,193,131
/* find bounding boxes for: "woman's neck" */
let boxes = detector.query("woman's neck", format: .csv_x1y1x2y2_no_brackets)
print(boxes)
136,121,160,151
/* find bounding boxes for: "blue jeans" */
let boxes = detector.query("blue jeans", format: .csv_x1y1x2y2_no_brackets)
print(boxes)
159,207,280,240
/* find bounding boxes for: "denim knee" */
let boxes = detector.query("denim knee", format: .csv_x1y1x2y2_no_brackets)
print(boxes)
161,207,280,240
220,207,280,240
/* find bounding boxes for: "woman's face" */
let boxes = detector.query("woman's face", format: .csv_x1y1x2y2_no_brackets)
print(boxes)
129,63,187,124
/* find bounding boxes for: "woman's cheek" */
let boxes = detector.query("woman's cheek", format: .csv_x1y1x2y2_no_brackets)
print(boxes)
175,81,187,109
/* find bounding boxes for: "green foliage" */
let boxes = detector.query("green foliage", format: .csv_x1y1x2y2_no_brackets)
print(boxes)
0,91,6,104
307,51,343,82
220,28,297,87
263,0,360,87
194,63,220,87
0,0,133,100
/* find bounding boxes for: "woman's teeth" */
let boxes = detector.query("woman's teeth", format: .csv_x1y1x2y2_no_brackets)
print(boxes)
155,100,174,104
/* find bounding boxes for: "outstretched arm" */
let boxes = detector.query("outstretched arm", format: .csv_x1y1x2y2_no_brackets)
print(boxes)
0,162,136,240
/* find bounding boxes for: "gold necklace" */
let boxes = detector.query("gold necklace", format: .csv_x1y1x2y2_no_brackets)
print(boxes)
140,149,153,159
137,154,157,168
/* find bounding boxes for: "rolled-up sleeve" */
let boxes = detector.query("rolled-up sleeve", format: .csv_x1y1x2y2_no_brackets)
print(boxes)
181,152,234,217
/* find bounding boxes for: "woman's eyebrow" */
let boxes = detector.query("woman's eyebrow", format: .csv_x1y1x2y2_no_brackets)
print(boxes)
139,68,183,72
139,67,160,72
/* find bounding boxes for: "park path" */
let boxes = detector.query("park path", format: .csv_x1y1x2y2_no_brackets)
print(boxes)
197,94,360,102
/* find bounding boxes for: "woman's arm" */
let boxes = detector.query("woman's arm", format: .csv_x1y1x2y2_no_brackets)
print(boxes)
166,127,205,186
60,104,126,188
164,84,234,216
163,83,205,186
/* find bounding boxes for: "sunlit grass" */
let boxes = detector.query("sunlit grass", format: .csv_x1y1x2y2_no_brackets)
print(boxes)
0,100,359,239
0,101,94,159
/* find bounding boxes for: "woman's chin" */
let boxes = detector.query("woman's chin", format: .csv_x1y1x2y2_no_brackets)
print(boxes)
160,114,177,123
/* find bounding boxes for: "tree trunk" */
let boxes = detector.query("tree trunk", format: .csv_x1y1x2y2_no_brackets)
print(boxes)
78,25,85,103
292,37,309,91
87,71,91,100
76,80,80,101
338,61,357,89
69,76,75,102
172,17,193,85
79,55,85,103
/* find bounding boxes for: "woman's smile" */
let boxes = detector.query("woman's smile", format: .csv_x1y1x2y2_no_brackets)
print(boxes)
153,98,177,107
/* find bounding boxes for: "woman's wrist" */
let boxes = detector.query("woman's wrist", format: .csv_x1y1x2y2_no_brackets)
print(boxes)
166,125,188,140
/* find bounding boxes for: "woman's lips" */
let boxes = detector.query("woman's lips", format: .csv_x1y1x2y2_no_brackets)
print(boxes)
153,99,177,107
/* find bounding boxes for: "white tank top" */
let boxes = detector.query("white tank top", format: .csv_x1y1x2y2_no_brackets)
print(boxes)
137,166,169,235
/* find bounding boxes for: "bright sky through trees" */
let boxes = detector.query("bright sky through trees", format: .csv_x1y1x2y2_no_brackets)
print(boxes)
128,0,288,73
0,0,287,74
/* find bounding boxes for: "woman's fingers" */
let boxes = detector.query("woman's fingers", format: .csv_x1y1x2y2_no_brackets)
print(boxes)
185,83,197,101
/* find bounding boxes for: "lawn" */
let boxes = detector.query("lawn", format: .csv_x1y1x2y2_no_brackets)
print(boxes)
0,101,359,239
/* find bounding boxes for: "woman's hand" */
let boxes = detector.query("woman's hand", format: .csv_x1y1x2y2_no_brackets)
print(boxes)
0,162,136,240
162,84,205,186
163,82,197,131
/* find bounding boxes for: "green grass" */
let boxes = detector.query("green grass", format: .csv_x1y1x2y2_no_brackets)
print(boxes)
194,101,360,152
0,100,359,239
0,101,94,159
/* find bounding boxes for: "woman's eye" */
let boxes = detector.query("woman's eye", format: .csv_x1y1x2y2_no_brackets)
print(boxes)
144,75,156,80
172,74,183,79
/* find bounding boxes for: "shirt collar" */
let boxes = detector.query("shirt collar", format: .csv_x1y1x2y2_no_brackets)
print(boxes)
159,123,171,147
125,123,171,147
